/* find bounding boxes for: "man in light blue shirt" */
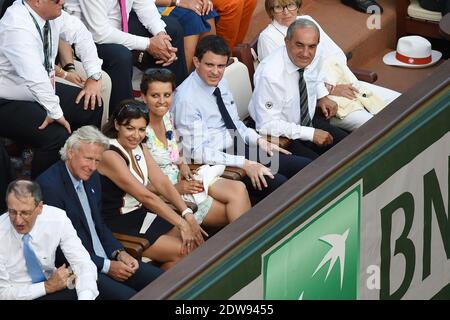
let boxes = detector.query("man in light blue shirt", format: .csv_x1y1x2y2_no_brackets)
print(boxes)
173,35,311,203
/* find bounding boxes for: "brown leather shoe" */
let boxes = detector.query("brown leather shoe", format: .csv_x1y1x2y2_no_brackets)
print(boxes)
341,0,383,14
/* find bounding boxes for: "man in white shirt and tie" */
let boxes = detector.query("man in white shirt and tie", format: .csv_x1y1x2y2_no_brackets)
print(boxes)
0,0,104,178
64,0,188,115
249,18,348,161
0,179,98,300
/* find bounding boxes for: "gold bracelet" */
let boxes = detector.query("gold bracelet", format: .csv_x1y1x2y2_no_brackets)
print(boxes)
56,66,65,78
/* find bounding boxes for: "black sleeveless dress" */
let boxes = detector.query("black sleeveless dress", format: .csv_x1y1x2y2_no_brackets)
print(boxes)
100,140,173,245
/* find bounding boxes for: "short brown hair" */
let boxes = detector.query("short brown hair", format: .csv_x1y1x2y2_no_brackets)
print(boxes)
265,0,302,19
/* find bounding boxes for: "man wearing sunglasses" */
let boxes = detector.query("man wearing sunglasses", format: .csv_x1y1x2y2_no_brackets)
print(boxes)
0,0,104,179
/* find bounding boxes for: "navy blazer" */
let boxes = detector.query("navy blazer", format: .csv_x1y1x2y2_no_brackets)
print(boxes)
36,160,122,271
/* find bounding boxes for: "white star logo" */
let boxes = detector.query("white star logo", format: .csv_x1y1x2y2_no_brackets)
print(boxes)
312,229,350,289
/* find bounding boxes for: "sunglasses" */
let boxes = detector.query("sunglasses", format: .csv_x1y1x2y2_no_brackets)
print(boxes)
116,102,149,119
144,68,173,76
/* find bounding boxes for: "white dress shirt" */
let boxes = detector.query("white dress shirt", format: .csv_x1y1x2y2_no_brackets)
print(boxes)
65,0,166,50
256,15,401,132
173,71,261,168
0,205,99,300
257,15,344,100
249,46,328,142
0,1,102,120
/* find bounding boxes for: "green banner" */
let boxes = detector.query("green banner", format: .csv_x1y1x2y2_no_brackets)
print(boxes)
263,185,360,299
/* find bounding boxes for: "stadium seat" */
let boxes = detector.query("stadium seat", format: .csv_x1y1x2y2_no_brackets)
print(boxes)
396,0,442,39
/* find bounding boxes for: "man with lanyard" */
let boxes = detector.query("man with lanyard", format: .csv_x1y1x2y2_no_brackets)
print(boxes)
0,0,103,178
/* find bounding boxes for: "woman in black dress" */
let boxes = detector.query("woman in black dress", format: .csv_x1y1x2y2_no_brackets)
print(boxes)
98,100,206,270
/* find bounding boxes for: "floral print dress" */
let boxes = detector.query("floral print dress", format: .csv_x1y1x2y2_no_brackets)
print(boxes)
145,113,213,224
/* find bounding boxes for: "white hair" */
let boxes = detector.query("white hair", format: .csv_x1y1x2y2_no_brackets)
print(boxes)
59,126,109,160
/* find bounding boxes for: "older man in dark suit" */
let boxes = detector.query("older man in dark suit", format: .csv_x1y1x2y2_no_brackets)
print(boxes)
36,126,163,300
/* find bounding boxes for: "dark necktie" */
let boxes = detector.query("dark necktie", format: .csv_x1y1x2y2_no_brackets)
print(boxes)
298,69,312,127
43,21,51,74
23,234,46,283
213,87,246,153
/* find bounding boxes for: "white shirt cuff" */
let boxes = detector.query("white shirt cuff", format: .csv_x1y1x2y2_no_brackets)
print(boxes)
228,155,245,168
298,126,315,142
317,84,329,100
31,282,47,300
101,259,111,274
246,131,261,146
48,106,64,120
136,36,150,51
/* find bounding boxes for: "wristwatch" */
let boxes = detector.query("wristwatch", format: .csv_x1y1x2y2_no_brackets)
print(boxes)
112,248,125,260
89,72,102,81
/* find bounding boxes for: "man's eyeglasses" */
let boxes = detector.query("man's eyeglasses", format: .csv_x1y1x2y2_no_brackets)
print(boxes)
8,207,37,219
272,3,298,13
116,103,149,119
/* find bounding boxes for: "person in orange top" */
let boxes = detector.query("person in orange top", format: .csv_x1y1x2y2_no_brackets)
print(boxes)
212,0,257,50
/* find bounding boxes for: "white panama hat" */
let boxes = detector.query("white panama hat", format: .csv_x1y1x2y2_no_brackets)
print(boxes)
383,35,442,68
